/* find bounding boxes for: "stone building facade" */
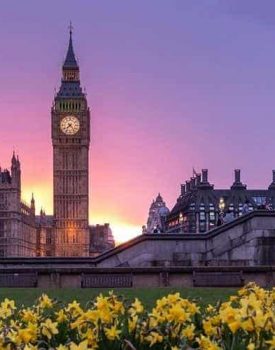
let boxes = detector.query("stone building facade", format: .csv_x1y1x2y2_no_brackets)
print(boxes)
166,168,275,233
89,224,115,257
0,29,113,257
0,154,36,257
145,194,170,233
51,28,90,256
35,210,54,257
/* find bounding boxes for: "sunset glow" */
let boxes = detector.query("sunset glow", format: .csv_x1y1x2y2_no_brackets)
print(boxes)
2,1,275,243
22,184,141,242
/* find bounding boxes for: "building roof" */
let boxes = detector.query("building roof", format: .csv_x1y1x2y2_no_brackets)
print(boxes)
56,28,85,99
35,215,54,227
63,29,78,69
0,169,11,184
56,81,84,98
168,169,275,218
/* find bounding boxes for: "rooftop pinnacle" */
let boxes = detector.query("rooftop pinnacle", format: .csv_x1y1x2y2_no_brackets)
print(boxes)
63,23,78,69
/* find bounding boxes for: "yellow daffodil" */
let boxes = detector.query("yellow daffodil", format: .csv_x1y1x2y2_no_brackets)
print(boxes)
70,340,89,350
228,320,241,334
56,346,69,350
182,323,195,340
21,308,38,323
41,318,58,339
196,335,220,350
145,331,163,346
203,319,217,336
104,325,121,341
0,298,16,318
23,344,38,350
17,323,37,344
167,304,189,323
56,309,68,323
129,298,144,315
1,298,16,310
266,336,275,350
128,315,138,332
38,294,53,309
247,343,255,350
0,283,273,350
66,300,83,317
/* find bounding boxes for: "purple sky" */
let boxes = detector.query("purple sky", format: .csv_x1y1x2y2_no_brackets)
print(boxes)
1,1,275,241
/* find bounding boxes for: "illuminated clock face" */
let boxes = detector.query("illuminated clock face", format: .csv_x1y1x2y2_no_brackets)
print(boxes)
60,116,80,135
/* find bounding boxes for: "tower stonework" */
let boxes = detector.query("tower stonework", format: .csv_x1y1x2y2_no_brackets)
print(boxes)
52,29,90,256
0,154,36,257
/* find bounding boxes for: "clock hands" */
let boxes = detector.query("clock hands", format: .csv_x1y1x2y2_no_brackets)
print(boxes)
60,116,80,135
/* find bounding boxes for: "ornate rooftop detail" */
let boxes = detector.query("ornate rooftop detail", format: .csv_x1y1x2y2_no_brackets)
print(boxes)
63,24,78,69
56,26,84,99
145,193,170,233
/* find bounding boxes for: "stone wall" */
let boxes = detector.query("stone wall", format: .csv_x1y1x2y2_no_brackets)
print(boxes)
94,211,275,268
0,266,274,288
0,211,274,288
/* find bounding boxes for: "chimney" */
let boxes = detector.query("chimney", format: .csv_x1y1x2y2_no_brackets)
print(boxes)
186,181,191,192
234,169,241,183
190,177,195,189
195,174,201,186
181,184,186,195
202,169,208,183
273,170,275,183
231,169,246,189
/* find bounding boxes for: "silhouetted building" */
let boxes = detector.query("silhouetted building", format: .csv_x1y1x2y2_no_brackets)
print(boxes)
89,224,115,256
145,193,170,233
167,169,275,233
0,154,36,257
35,211,54,256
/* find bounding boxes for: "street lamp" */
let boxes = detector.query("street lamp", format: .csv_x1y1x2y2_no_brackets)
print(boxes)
217,197,225,226
219,197,225,213
179,212,184,233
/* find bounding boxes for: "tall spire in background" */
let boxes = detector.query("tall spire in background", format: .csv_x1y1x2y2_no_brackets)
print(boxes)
11,151,16,166
52,22,90,256
58,23,83,95
63,22,78,69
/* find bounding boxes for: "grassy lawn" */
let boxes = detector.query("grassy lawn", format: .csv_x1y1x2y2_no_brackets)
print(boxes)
0,287,237,308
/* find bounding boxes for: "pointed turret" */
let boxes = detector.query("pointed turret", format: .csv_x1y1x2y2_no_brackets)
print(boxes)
11,152,21,188
156,193,163,203
62,23,79,82
57,24,84,98
31,193,35,214
16,155,20,169
11,151,16,167
63,24,78,69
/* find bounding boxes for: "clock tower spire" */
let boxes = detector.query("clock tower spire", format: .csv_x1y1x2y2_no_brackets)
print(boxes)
63,23,79,79
51,26,90,256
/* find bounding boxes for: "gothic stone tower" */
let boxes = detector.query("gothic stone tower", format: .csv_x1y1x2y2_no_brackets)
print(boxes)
52,28,90,256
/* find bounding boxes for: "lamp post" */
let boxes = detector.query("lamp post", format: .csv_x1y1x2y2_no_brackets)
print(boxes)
219,198,225,213
218,197,225,225
179,212,184,233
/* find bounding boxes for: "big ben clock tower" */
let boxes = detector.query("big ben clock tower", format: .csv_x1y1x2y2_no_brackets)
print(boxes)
52,27,90,256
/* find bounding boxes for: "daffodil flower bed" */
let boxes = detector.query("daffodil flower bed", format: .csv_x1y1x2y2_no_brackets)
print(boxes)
0,283,274,350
